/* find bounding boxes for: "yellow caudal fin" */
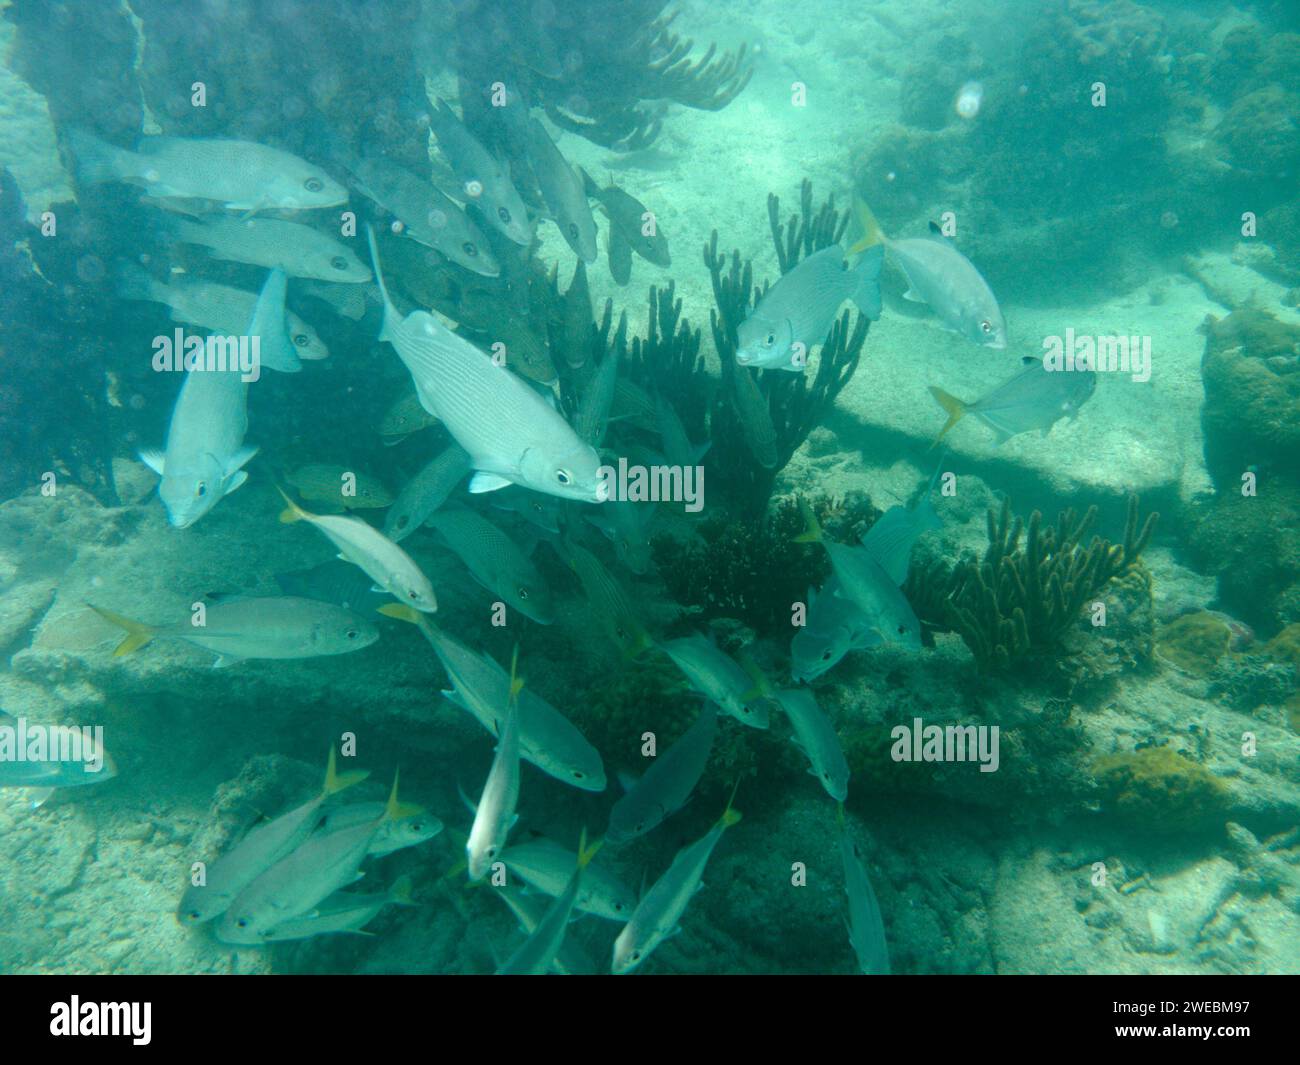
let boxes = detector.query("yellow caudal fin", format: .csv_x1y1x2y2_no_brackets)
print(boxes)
88,604,158,656
508,643,524,703
576,827,604,870
928,386,969,447
737,648,773,701
847,195,886,256
378,603,419,623
383,768,425,822
388,874,417,906
276,484,309,524
792,496,822,544
323,745,370,796
718,780,743,831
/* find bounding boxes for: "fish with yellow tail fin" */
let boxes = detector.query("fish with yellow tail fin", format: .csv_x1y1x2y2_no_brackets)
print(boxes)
379,605,606,792
178,747,369,925
277,486,437,612
612,787,742,974
466,646,525,881
928,355,1096,446
849,196,1005,349
218,770,423,944
497,829,602,975
793,498,920,650
88,597,377,667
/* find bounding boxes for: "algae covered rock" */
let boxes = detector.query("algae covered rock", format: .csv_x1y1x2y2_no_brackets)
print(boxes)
1199,308,1300,488
1093,747,1232,832
1157,611,1234,677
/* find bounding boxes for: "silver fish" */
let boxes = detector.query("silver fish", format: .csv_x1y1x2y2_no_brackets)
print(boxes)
427,506,554,624
606,707,716,845
790,576,880,683
851,199,1004,349
350,155,500,278
218,777,416,944
736,244,883,371
773,689,849,801
402,616,605,791
494,885,597,975
839,815,891,974
930,356,1096,444
560,539,654,658
795,501,921,651
526,118,597,263
300,279,370,321
170,216,370,283
500,837,634,921
176,748,368,924
660,636,769,729
0,711,116,808
497,834,602,974
654,393,710,467
119,268,328,366
584,500,654,576
574,346,620,448
367,227,604,503
137,360,254,529
279,490,438,613
489,487,561,535
611,798,742,973
66,129,348,211
259,875,414,942
384,445,472,542
89,597,379,668
319,802,442,857
730,365,778,468
429,99,532,246
467,698,522,881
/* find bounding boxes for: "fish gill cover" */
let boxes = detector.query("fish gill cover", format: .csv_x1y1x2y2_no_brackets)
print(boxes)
0,0,1297,987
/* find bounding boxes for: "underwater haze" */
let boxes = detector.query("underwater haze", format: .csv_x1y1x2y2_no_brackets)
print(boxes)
1,0,1299,976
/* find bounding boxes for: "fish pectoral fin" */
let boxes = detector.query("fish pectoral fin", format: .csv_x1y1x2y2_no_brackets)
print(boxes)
901,287,926,303
211,654,244,669
224,470,249,495
468,471,513,494
24,787,56,809
138,448,166,476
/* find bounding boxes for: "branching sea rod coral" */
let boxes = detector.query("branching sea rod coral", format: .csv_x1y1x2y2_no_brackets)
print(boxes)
907,496,1157,672
703,181,869,516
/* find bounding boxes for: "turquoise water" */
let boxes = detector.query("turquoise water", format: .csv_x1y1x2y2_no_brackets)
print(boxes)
0,0,1298,975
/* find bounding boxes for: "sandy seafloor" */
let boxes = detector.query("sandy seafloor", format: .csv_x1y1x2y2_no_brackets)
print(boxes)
1,0,1298,975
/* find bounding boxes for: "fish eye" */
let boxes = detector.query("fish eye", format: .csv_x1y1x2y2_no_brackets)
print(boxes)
396,515,409,529
764,332,775,346
330,255,348,271
195,481,207,498
236,918,249,928
567,223,578,240
821,649,832,660
897,623,908,635
573,771,584,780
530,502,543,512
408,590,420,600
980,320,993,334
187,910,201,920
462,241,478,257
293,333,309,347
517,587,530,600
304,177,324,192
555,469,571,485
498,206,511,224
345,628,359,640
